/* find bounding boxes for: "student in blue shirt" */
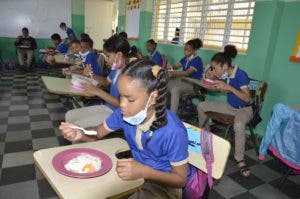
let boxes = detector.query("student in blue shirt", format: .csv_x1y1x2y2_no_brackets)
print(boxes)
79,38,102,77
41,33,69,65
146,39,163,67
65,35,131,128
167,38,203,113
60,22,77,41
60,59,189,198
51,33,69,54
197,45,253,177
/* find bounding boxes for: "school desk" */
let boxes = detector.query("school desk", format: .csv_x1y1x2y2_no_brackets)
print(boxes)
34,124,230,198
181,77,220,91
42,76,94,97
34,138,144,199
54,53,76,65
16,45,31,49
184,122,231,179
42,76,95,108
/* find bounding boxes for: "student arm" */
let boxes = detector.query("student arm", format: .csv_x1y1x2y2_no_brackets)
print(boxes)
59,122,112,142
214,80,251,103
83,83,119,107
117,160,188,188
229,86,251,103
169,67,196,78
69,34,75,41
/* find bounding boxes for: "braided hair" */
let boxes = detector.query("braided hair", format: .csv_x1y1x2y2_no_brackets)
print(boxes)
121,59,169,133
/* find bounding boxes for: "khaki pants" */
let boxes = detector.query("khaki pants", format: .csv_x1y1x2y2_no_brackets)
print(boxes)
197,101,252,161
129,181,182,199
65,105,113,128
17,49,34,68
168,78,194,113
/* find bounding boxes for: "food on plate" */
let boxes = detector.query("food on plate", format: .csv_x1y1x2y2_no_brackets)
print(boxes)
64,154,102,174
70,74,98,90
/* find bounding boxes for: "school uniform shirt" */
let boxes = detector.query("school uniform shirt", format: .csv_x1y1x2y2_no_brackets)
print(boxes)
106,70,121,111
56,42,69,54
172,37,179,44
104,109,189,173
84,52,102,76
179,55,203,79
224,65,251,108
66,27,77,40
150,50,163,67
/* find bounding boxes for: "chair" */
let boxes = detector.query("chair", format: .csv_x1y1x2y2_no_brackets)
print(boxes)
161,54,167,68
259,103,300,188
203,78,268,155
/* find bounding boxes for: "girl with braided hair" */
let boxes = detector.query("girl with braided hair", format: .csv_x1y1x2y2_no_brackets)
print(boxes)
60,59,189,198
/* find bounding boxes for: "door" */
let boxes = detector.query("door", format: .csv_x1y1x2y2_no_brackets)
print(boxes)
85,0,116,50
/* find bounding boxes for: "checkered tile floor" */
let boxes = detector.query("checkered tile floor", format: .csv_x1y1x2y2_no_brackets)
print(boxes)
0,67,299,199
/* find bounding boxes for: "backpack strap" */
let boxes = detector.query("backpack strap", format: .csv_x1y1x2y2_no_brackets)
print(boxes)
201,129,214,189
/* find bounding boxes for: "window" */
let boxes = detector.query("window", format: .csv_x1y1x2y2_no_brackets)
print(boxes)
151,0,255,52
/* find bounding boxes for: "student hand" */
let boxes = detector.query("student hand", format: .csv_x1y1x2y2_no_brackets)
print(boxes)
62,69,72,76
83,82,100,95
116,159,146,180
166,63,173,70
168,70,175,78
59,122,84,142
213,80,231,92
83,64,93,77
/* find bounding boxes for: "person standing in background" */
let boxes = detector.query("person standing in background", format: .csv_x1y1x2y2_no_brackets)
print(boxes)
59,22,77,42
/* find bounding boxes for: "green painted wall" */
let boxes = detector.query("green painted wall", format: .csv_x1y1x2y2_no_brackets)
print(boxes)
118,0,300,136
0,0,84,62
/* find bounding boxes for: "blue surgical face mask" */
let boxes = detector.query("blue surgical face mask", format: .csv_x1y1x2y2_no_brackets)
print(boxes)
123,93,153,125
221,71,228,80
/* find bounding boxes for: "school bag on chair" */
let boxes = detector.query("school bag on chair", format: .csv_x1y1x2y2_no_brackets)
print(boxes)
6,60,16,71
183,129,214,199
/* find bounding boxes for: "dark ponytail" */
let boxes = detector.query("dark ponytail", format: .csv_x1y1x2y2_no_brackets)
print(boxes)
224,45,237,59
211,44,238,68
186,38,203,50
121,59,169,144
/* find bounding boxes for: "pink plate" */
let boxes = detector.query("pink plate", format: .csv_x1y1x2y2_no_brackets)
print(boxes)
52,148,112,178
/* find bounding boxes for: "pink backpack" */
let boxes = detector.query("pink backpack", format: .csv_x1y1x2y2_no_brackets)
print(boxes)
183,129,214,199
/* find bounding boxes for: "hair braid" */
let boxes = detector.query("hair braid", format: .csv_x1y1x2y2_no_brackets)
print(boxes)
150,68,168,131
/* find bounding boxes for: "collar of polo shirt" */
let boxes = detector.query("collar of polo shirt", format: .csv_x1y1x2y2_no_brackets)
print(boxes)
135,112,157,150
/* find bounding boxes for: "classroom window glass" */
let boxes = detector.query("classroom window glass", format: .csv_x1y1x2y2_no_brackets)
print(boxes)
151,0,255,53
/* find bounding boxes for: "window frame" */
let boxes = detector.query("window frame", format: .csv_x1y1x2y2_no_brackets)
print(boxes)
151,0,255,53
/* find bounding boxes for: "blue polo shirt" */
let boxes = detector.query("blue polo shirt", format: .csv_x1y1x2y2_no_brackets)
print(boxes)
150,50,163,67
225,66,250,108
66,27,77,40
84,52,101,76
56,42,69,54
106,70,121,111
104,109,189,173
179,56,203,79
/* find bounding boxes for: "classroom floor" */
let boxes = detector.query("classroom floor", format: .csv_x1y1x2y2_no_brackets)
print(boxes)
0,67,299,199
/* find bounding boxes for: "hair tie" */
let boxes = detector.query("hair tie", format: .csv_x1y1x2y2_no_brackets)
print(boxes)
152,65,161,78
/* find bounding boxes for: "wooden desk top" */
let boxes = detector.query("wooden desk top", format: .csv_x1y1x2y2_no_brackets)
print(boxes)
34,138,144,199
182,77,220,91
41,76,95,97
184,123,231,179
54,54,76,65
